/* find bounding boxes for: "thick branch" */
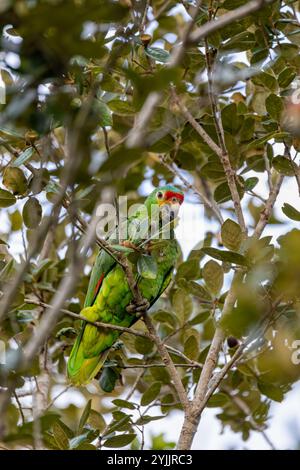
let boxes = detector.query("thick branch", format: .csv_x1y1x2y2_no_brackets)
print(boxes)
177,270,243,450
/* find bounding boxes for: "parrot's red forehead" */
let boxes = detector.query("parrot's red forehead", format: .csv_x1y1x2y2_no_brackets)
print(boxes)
165,190,184,204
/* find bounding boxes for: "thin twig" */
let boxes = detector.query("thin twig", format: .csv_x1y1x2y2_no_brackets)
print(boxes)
253,174,284,238
126,1,204,147
222,385,276,450
13,391,25,426
204,42,247,233
143,314,189,411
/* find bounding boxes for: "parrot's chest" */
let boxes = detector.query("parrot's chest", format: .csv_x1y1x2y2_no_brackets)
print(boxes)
94,240,178,316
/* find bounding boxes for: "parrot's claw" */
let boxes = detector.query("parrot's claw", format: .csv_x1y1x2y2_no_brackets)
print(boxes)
111,340,124,351
126,298,150,315
121,240,140,251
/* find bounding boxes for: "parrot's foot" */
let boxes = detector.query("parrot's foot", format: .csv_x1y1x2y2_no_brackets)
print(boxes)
121,240,140,251
126,298,150,315
111,340,124,351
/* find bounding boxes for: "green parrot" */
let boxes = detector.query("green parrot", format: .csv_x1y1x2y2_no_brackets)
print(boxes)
67,185,184,385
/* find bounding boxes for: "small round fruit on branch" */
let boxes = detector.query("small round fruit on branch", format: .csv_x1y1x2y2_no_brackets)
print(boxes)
227,336,240,349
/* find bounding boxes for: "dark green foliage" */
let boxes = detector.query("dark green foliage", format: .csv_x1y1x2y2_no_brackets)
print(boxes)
0,0,300,451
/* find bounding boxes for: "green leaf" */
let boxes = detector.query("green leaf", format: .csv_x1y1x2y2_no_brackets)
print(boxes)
152,310,178,328
278,67,297,88
77,399,91,434
178,279,212,303
88,410,106,432
189,310,211,325
274,43,299,59
12,147,35,167
97,100,113,127
137,254,157,279
44,432,60,450
135,336,154,355
240,117,255,142
76,443,97,450
201,247,248,266
3,167,27,195
252,72,277,91
69,434,89,450
99,367,119,393
223,0,249,10
0,126,23,142
103,413,132,437
258,381,284,402
201,161,225,180
108,99,136,116
223,31,255,52
244,177,259,191
273,156,297,176
172,288,193,324
0,188,16,207
135,415,164,425
144,47,170,63
176,259,200,281
52,421,70,450
103,433,136,448
141,382,161,406
221,218,243,251
246,131,289,149
206,392,229,408
22,197,42,229
265,94,283,121
184,335,199,360
9,210,23,231
112,399,136,410
214,179,244,204
202,260,224,296
282,203,300,221
221,103,242,133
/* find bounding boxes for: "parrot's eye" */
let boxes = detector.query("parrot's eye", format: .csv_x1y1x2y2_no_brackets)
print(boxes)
157,191,164,200
172,196,177,203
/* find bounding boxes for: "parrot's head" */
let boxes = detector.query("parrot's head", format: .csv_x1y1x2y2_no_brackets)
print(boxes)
145,185,184,222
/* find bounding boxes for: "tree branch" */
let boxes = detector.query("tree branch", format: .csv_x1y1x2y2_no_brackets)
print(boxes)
171,89,246,231
253,174,284,238
188,0,274,44
126,1,204,148
177,270,244,450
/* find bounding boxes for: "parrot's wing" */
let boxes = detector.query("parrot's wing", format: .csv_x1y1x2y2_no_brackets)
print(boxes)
84,249,116,308
68,248,117,384
149,265,174,308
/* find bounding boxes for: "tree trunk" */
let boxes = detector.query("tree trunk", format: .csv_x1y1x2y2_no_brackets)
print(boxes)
177,412,199,450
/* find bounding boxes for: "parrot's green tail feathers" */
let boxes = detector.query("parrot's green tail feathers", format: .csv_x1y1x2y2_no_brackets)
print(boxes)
67,333,108,386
